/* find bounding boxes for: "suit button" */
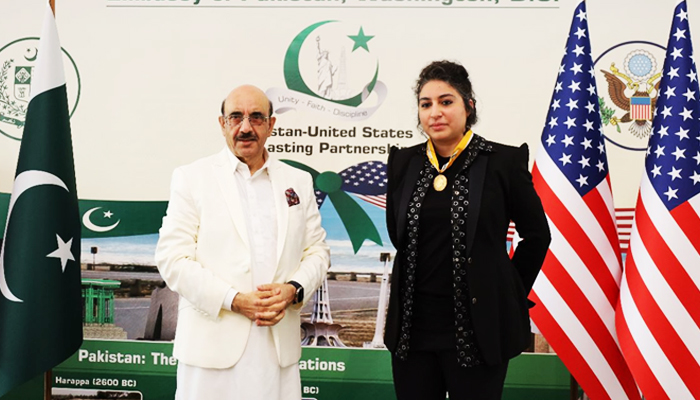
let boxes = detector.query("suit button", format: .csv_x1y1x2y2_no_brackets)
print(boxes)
472,297,477,305
467,257,472,264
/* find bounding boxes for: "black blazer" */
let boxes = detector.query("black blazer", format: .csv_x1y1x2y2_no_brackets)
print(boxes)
384,140,551,366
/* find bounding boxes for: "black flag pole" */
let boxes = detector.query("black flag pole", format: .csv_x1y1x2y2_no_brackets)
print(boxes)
44,371,51,400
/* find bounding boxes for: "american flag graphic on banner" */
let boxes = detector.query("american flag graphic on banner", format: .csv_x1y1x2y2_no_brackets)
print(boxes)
341,161,387,208
529,1,640,399
616,1,700,399
313,161,387,208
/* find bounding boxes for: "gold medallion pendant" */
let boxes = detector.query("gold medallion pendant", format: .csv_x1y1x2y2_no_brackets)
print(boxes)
433,174,447,192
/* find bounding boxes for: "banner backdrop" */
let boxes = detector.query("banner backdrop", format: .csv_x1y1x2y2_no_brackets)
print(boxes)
0,0,696,397
0,339,571,400
1,0,691,264
2,1,693,202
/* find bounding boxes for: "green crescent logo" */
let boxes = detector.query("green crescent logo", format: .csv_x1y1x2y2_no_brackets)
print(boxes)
283,21,379,107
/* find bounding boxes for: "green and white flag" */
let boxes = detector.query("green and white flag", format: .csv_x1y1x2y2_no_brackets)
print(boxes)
0,5,82,397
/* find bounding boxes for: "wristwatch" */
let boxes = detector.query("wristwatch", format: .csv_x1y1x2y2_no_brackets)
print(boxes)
288,280,304,304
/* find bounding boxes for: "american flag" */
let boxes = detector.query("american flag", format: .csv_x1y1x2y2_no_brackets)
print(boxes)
529,1,641,399
313,161,387,208
615,2,700,399
615,208,635,256
510,208,633,258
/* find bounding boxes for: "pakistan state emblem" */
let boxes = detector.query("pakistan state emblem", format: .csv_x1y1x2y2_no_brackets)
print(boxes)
0,38,80,141
595,43,665,151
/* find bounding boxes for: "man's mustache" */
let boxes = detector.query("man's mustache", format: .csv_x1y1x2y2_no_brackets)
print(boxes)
235,131,258,141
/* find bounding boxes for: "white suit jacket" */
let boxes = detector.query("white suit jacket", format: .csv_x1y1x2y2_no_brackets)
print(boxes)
155,149,330,369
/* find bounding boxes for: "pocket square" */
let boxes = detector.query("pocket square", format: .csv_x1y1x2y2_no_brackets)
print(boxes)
285,188,300,207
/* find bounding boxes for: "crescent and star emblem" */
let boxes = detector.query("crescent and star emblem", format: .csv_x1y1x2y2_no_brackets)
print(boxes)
0,170,75,303
284,21,379,107
82,207,120,232
24,47,38,62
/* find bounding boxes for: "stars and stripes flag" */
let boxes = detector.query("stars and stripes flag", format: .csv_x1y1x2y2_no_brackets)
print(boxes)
615,1,700,399
317,161,387,208
529,1,641,399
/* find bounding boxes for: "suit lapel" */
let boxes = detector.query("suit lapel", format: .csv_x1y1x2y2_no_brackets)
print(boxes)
396,153,424,246
267,160,289,268
212,149,250,250
466,152,488,256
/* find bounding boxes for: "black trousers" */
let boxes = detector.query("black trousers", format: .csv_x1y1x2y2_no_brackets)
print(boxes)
391,350,509,400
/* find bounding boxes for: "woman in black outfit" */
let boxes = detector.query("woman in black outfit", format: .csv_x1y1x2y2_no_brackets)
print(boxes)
385,60,551,400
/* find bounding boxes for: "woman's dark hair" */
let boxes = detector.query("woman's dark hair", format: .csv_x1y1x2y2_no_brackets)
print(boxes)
415,60,478,131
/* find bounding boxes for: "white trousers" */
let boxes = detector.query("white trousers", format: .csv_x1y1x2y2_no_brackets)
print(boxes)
175,325,301,400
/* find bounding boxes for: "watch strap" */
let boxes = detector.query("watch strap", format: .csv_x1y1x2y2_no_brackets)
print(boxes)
287,280,303,304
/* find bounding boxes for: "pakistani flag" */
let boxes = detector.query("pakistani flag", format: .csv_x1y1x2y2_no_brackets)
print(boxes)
0,6,82,397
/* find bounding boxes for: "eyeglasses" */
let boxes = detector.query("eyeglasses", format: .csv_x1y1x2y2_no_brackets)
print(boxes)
223,112,270,127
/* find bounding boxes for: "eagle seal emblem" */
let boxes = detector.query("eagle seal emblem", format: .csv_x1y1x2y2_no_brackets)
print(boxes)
599,49,661,139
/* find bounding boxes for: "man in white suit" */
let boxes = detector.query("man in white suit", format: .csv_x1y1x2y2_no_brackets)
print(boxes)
155,85,330,400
